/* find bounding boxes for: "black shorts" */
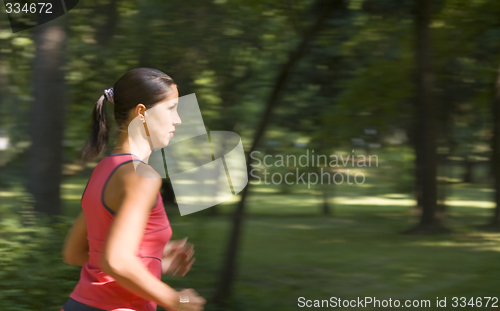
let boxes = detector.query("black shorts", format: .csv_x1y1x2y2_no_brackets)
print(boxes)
61,297,106,311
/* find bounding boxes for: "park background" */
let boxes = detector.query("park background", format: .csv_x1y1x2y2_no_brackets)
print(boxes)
2,0,500,310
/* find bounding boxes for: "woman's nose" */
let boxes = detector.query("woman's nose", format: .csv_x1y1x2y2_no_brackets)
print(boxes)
174,115,182,126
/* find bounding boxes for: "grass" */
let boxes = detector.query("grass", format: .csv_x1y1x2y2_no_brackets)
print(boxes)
162,206,500,310
2,166,500,310
159,178,500,310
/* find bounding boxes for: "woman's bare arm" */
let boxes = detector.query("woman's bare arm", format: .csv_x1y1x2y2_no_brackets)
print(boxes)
62,210,89,266
100,163,180,311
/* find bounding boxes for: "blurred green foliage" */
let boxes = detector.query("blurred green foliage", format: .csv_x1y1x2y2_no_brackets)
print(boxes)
377,146,415,194
0,0,499,177
0,215,80,311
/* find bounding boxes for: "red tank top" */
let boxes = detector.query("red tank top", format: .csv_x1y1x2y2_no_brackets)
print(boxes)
68,153,173,311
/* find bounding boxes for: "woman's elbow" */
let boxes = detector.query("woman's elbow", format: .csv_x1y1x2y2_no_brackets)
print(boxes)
62,247,89,266
63,252,80,266
62,253,73,265
101,257,115,276
101,253,132,277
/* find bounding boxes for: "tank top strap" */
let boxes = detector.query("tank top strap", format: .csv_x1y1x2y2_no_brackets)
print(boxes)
98,153,151,216
106,153,146,164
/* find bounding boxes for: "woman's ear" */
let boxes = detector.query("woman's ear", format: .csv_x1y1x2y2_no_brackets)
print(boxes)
135,104,147,119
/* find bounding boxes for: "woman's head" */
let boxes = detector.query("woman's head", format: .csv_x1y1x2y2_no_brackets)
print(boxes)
81,67,179,160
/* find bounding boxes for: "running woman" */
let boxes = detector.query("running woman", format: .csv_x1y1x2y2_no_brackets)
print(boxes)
60,67,206,311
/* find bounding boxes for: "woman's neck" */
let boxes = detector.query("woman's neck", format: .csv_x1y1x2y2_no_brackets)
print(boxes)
112,131,152,162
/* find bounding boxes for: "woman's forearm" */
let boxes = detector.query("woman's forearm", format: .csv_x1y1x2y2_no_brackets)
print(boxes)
102,256,179,311
63,249,89,266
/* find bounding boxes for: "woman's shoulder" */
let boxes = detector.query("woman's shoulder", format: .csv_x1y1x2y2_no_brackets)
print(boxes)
101,154,162,180
115,160,163,189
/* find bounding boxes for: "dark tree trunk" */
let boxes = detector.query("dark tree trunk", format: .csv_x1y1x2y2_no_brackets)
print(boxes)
0,52,7,111
414,140,424,211
94,0,119,46
491,65,500,225
462,158,474,183
406,110,423,213
211,0,345,304
321,185,331,215
436,151,449,222
405,0,447,234
0,47,9,186
316,143,332,216
27,16,68,218
160,178,177,212
436,99,454,224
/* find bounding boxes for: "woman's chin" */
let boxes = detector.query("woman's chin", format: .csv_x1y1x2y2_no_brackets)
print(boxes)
151,136,172,149
161,138,171,147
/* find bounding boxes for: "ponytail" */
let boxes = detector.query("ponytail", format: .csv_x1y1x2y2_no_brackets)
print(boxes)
81,94,110,160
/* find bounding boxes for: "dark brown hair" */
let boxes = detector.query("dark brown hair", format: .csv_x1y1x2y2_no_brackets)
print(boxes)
81,67,176,160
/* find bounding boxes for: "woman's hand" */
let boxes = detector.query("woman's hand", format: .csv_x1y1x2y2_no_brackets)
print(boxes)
162,237,195,277
176,288,206,311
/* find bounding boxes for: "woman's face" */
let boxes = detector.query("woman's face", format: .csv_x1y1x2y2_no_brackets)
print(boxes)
144,85,181,149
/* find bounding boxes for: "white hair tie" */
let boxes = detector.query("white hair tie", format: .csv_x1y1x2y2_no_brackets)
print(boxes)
104,87,115,104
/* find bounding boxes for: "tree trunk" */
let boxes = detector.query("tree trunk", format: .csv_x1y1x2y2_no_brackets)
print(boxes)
406,110,423,213
94,0,119,46
321,184,331,215
160,178,177,212
436,151,448,222
0,45,9,184
211,0,345,304
405,0,447,234
436,100,454,224
27,16,69,218
462,157,474,183
316,143,331,216
0,51,7,113
491,64,500,225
